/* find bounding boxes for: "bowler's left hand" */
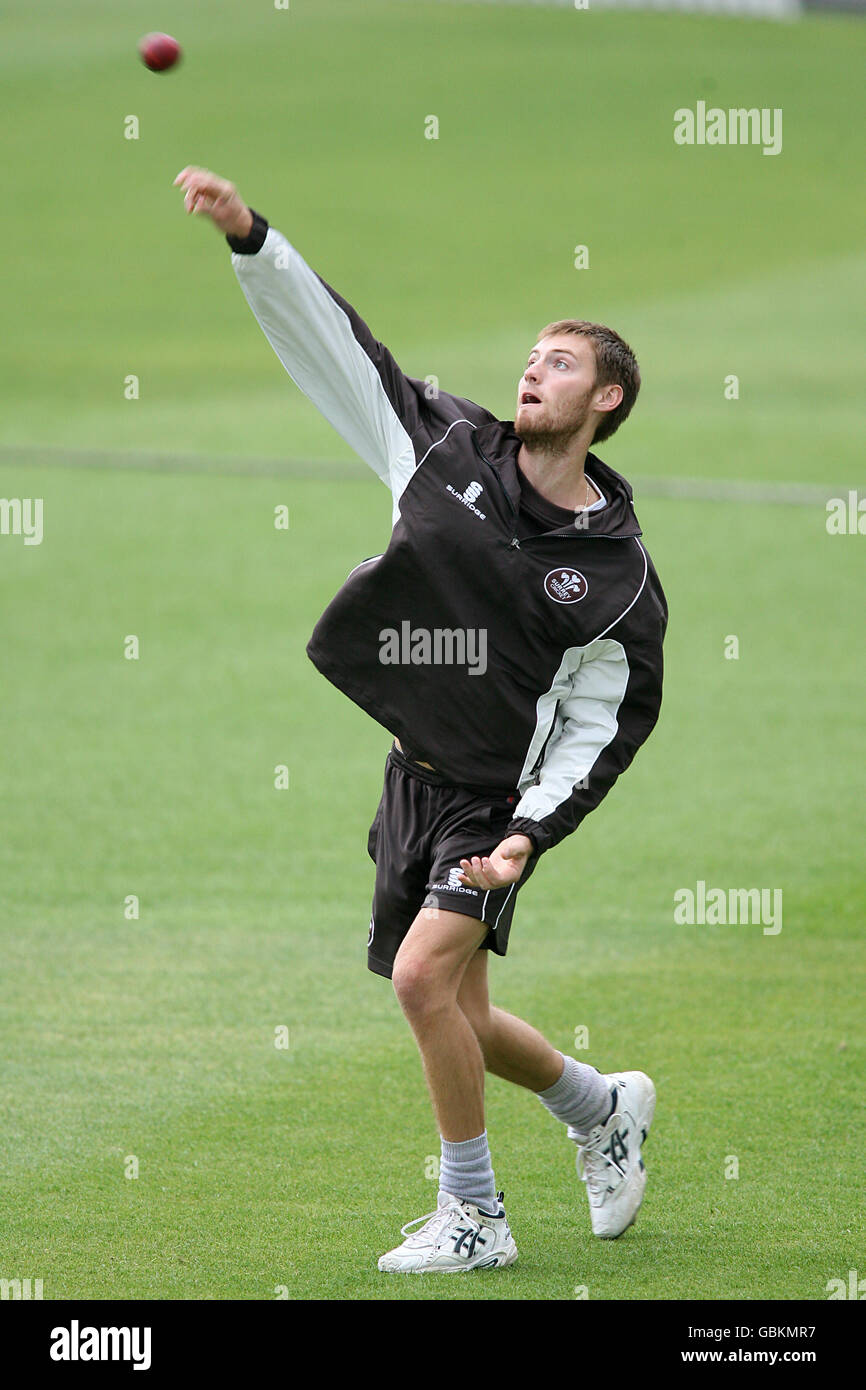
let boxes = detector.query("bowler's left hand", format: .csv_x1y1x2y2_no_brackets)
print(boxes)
458,834,534,890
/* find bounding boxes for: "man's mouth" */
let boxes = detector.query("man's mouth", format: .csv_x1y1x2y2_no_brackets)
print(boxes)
520,392,542,406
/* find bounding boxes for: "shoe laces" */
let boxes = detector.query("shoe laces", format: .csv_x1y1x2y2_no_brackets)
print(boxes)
576,1134,626,1200
399,1198,479,1246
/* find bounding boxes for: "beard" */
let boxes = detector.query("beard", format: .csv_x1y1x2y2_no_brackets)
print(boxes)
514,385,596,456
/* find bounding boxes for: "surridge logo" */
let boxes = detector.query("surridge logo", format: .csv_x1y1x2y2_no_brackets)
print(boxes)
445,480,487,520
428,866,478,897
544,568,588,604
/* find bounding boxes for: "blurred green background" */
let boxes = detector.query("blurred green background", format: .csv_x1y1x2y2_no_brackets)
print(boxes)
2,0,863,479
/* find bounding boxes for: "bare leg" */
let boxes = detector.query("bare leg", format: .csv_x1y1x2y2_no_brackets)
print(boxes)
458,949,563,1091
391,909,492,1142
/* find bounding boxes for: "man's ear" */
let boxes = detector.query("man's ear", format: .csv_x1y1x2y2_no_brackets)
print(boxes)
594,382,623,416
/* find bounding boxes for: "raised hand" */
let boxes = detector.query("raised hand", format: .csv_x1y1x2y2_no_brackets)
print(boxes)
173,166,253,239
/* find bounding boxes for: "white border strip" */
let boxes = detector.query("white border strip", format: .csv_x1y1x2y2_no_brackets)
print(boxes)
0,446,847,506
420,0,803,18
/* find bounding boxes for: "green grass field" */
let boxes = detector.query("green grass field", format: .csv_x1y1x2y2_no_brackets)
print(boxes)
1,0,864,1302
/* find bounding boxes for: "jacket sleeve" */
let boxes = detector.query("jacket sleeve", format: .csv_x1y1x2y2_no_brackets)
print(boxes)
504,592,666,857
226,211,491,524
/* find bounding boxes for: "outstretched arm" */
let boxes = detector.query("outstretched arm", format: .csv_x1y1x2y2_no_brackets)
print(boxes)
173,167,495,523
173,166,424,515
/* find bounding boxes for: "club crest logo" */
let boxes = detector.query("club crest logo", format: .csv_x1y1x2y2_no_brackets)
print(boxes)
544,568,588,604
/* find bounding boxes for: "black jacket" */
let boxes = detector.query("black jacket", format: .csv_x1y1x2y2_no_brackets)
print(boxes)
228,211,668,858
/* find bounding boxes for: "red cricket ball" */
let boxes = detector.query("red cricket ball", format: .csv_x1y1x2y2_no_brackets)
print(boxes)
138,33,182,73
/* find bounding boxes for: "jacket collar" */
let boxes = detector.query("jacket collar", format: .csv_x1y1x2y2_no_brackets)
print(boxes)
472,419,642,539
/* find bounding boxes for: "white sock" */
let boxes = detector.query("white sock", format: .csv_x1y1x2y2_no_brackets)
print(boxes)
438,1131,499,1214
536,1053,616,1137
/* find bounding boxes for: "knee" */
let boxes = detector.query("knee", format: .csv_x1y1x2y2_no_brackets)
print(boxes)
392,951,451,1022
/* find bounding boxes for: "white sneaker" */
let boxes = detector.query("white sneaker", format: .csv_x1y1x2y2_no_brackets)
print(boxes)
378,1190,518,1273
569,1070,656,1239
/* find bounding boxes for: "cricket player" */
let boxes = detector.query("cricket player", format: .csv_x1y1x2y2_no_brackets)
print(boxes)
175,167,668,1272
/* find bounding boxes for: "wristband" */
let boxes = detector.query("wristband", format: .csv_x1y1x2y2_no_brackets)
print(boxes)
226,208,269,255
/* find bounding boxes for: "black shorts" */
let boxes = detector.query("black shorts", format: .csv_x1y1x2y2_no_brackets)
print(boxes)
365,741,541,979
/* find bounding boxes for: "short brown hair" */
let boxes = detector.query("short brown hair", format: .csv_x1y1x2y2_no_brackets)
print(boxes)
537,319,640,444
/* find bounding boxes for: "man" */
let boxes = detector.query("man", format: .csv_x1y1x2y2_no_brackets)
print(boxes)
174,167,668,1273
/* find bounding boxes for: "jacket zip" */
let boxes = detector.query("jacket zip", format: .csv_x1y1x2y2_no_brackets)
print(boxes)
471,432,635,548
529,696,561,780
472,431,521,546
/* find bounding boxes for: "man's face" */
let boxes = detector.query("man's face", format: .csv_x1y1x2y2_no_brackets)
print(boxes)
514,335,598,446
